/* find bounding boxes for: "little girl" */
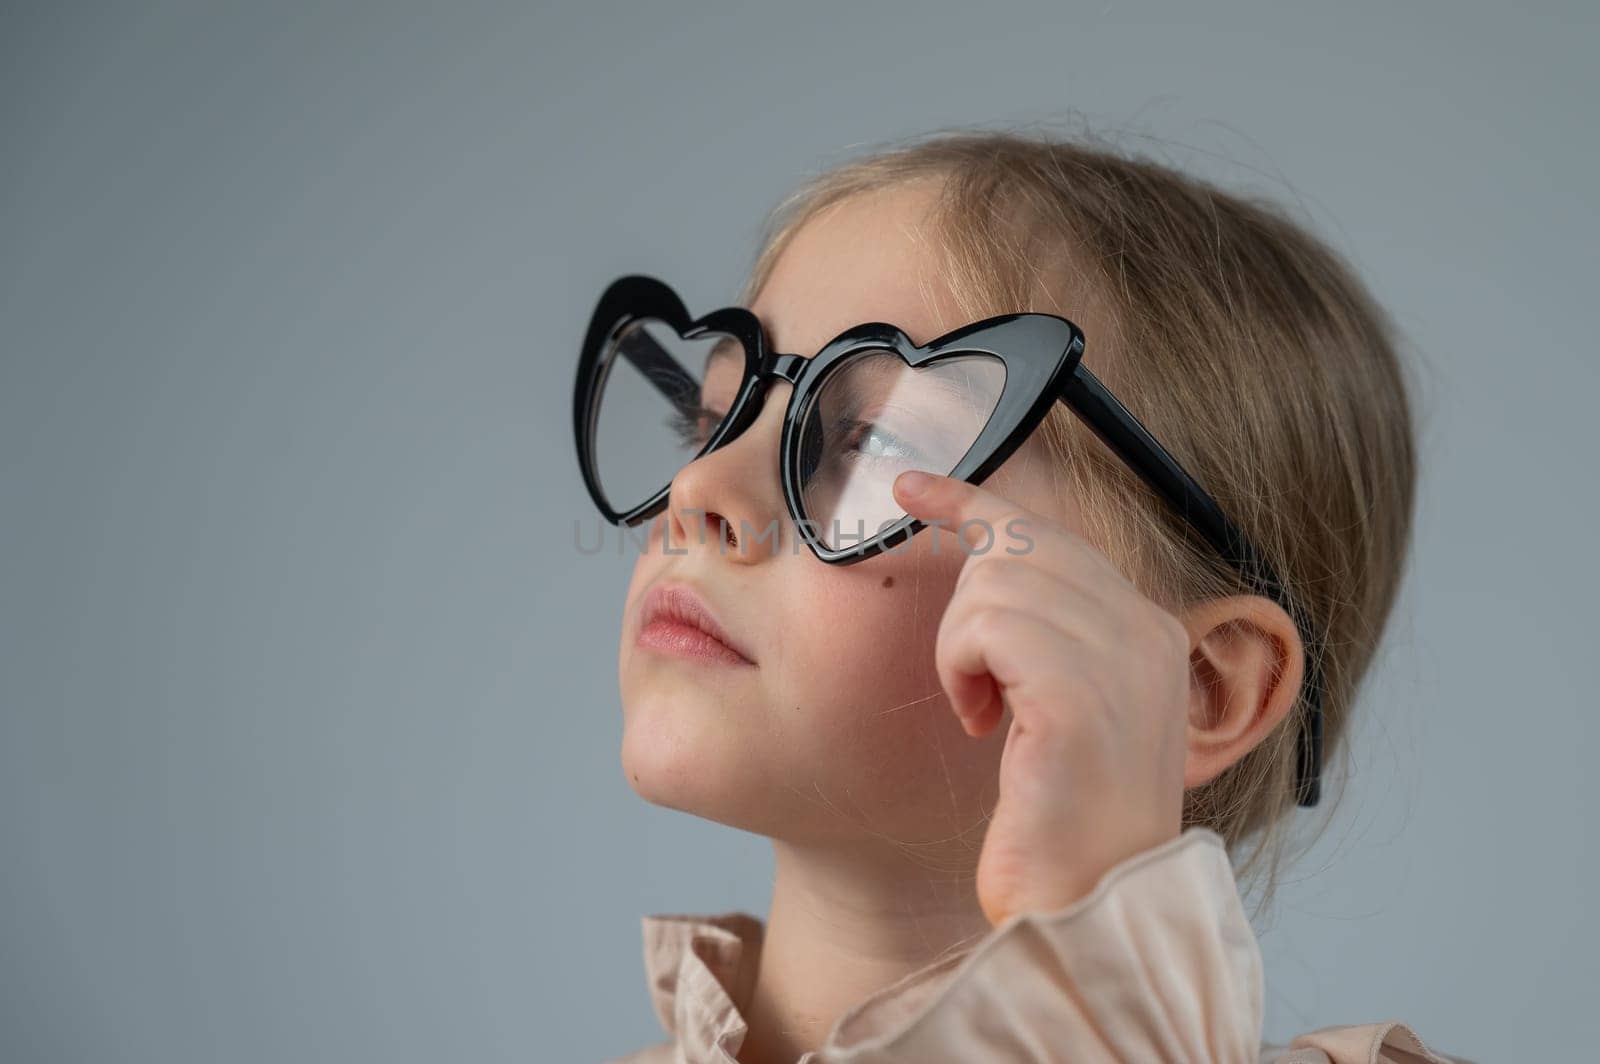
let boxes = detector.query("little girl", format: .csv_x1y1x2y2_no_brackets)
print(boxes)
576,129,1474,1064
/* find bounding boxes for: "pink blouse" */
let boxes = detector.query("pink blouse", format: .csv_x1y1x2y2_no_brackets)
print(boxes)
603,827,1474,1063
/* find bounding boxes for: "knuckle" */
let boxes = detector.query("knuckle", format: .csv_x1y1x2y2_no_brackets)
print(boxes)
999,509,1033,535
965,556,1016,595
969,604,1015,642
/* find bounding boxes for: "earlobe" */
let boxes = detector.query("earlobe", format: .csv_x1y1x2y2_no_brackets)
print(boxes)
1178,598,1305,789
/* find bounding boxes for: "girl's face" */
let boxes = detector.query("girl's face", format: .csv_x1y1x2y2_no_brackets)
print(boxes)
618,181,1093,862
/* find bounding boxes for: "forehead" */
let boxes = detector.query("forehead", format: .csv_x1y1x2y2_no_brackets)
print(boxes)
747,180,968,357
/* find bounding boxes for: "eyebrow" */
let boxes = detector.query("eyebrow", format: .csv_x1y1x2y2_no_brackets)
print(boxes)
703,334,745,377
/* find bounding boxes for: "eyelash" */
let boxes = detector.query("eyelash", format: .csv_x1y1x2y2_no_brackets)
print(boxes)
667,404,923,470
666,403,726,450
837,418,919,463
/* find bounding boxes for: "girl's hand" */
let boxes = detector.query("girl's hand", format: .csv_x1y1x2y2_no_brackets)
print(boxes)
891,470,1191,930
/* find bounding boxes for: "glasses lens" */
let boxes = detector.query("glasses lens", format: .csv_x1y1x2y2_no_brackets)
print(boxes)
797,350,1007,551
589,318,745,515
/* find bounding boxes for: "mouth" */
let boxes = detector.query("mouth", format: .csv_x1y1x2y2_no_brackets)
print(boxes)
636,582,757,667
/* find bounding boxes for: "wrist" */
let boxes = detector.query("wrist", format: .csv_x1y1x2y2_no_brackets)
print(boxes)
983,822,1182,928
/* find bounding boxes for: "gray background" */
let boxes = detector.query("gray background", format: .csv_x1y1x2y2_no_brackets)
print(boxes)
2,2,1593,1061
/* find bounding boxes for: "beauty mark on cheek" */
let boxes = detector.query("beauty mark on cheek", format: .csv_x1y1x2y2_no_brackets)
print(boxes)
881,576,894,588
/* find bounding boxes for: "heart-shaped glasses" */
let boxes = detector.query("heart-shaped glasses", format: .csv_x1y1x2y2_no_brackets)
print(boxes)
573,273,1325,807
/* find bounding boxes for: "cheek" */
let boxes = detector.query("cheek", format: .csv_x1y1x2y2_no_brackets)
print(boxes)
780,536,955,683
775,539,1007,847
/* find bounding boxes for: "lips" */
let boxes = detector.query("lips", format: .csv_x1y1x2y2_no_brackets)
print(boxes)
636,583,756,666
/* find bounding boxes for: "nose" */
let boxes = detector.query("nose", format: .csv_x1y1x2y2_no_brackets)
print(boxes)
661,384,792,564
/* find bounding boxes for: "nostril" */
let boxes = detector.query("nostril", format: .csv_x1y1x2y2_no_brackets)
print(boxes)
701,509,737,550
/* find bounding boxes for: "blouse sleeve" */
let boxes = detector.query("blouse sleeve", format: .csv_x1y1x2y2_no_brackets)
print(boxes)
811,828,1469,1064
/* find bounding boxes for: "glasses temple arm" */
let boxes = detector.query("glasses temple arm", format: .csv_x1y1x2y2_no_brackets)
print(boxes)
1059,364,1324,807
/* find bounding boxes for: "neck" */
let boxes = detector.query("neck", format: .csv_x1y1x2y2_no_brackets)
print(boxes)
734,834,992,1064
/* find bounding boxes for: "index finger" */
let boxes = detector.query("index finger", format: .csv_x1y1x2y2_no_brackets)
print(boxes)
891,469,1045,555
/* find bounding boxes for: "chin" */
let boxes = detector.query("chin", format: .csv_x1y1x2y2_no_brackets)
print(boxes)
617,685,772,825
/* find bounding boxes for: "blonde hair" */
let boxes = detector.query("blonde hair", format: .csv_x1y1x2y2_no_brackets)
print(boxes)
736,126,1421,909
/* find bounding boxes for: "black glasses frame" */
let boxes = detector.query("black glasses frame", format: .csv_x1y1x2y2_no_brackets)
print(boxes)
574,273,1324,807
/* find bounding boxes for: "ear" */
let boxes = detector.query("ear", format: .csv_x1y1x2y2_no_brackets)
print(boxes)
1174,595,1307,790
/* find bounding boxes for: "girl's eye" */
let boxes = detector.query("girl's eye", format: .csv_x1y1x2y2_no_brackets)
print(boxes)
840,419,923,465
666,403,726,451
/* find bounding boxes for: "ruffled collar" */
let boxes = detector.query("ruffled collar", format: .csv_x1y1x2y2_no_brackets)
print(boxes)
637,908,986,1062
639,910,765,1061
